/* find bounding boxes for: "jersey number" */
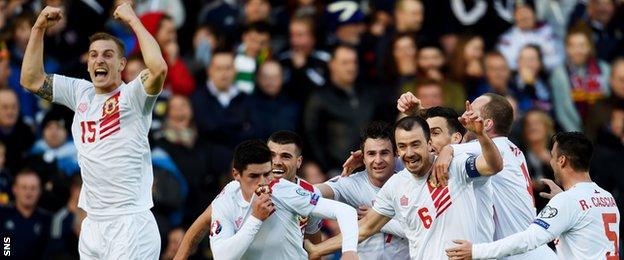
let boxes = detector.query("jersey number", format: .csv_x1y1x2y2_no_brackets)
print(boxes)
418,208,432,229
80,121,96,143
602,213,619,260
520,163,535,206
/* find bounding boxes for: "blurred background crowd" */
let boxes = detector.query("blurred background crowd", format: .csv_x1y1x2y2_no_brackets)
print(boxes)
0,0,623,259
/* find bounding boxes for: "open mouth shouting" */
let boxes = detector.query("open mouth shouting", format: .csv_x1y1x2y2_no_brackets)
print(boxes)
94,68,109,80
272,168,285,178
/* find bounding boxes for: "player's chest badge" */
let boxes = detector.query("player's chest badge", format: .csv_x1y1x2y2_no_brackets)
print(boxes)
400,195,409,207
104,98,118,115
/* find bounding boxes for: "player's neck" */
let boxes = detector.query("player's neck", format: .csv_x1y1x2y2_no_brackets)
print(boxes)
94,81,122,94
562,171,592,190
15,203,36,218
411,155,435,179
240,189,253,203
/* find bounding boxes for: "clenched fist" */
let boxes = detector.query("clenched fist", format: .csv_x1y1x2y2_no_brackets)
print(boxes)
34,6,63,30
113,2,138,25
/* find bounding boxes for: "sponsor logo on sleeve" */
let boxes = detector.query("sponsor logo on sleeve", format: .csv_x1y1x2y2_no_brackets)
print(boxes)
538,206,558,218
210,220,222,236
296,188,311,196
533,219,550,229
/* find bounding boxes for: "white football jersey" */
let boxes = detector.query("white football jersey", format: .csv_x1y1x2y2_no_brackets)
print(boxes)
453,137,556,259
372,153,479,259
52,74,158,216
326,171,410,259
210,178,321,259
534,182,620,259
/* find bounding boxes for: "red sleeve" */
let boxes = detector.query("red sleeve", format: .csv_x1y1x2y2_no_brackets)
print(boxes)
166,58,196,96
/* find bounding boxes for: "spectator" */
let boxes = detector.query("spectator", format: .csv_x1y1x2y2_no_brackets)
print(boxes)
250,60,299,139
325,1,366,47
187,25,221,82
153,95,223,226
413,80,444,109
139,12,195,96
520,109,555,212
122,54,146,83
473,51,513,100
403,40,465,113
568,0,623,62
449,34,485,97
393,0,425,36
587,58,624,140
235,22,272,94
383,33,417,89
47,174,84,259
134,0,186,28
535,0,577,40
300,161,327,185
28,108,78,211
191,51,256,150
497,2,563,71
591,100,624,236
0,141,10,206
0,41,9,89
512,44,554,115
278,15,330,104
0,169,51,260
0,89,34,174
550,26,611,131
7,13,59,123
304,45,381,174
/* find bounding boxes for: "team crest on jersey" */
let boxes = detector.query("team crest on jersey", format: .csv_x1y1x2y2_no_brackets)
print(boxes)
538,206,558,218
210,220,222,236
296,188,310,196
104,97,118,116
400,195,409,206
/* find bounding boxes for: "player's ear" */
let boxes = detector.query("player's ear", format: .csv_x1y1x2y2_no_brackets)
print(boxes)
484,119,494,132
451,132,462,144
296,155,303,169
232,168,242,180
558,155,567,168
119,57,127,72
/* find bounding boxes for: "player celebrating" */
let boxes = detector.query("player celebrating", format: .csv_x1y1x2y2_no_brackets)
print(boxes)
306,105,504,259
20,4,167,259
447,132,621,259
174,131,325,259
208,140,359,260
316,121,410,259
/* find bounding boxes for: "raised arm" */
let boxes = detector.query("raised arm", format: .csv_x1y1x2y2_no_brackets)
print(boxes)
20,6,63,101
459,101,503,176
113,3,167,95
174,205,212,260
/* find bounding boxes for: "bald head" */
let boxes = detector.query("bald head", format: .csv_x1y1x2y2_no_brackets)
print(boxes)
0,89,18,128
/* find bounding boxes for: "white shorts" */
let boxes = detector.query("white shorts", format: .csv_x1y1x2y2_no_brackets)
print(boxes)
79,210,161,260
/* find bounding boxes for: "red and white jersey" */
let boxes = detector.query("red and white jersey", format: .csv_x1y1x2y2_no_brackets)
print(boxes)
453,137,556,259
326,171,410,259
372,153,479,259
52,74,159,216
210,178,320,259
536,182,620,259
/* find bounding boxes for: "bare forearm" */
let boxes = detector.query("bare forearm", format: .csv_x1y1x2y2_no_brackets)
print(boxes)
21,27,47,91
174,214,211,259
476,133,503,175
128,18,167,74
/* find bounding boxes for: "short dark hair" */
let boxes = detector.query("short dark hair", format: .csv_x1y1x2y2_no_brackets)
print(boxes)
331,44,357,60
394,116,431,141
13,168,40,186
268,131,303,155
243,21,272,35
360,121,395,152
424,106,467,136
481,93,514,136
89,32,126,57
232,140,272,172
551,132,594,172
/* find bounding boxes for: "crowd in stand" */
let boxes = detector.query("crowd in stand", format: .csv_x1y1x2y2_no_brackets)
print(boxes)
0,0,623,259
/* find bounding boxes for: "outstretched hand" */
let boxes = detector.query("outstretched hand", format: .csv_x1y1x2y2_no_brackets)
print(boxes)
34,6,63,30
458,101,485,135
